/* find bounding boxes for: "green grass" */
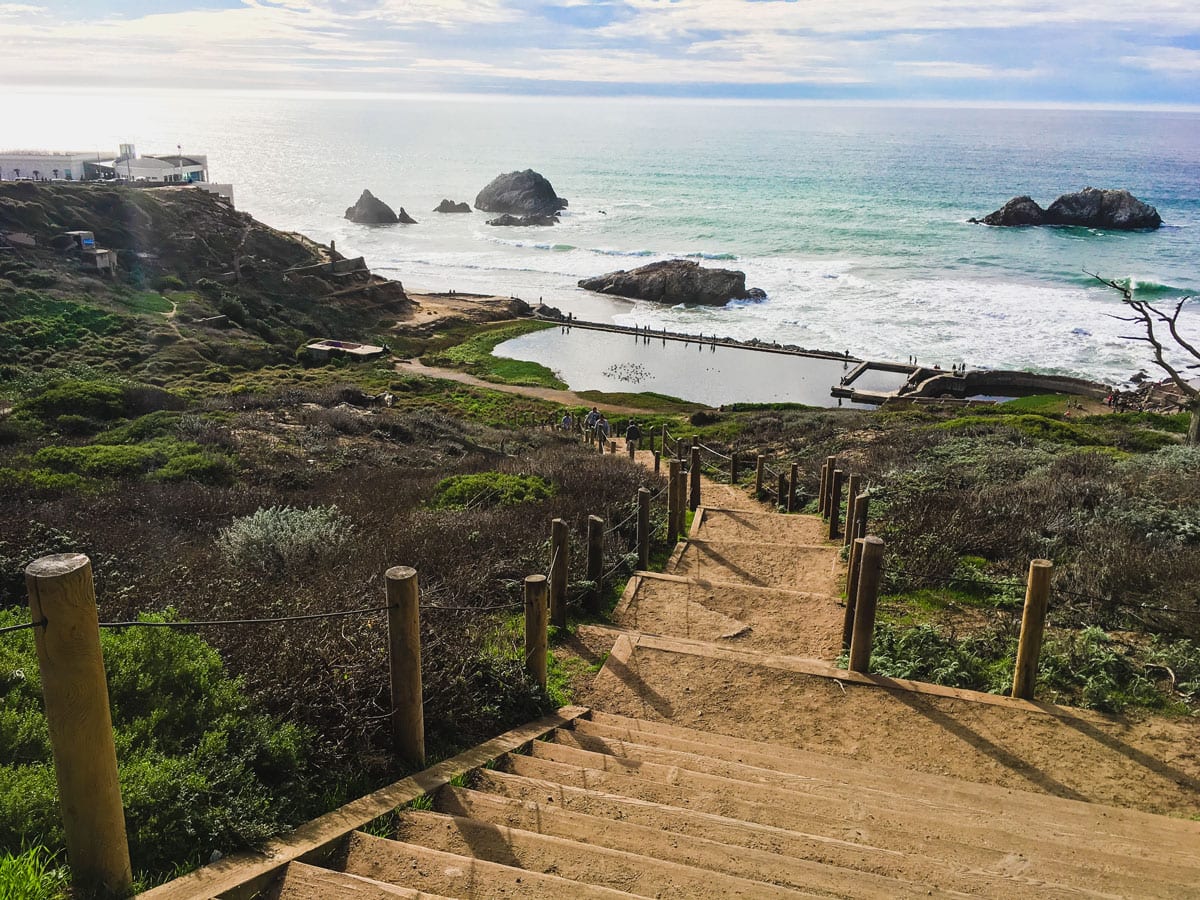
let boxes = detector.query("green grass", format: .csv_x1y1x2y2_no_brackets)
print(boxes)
422,320,564,389
0,847,69,900
118,291,175,315
575,390,694,412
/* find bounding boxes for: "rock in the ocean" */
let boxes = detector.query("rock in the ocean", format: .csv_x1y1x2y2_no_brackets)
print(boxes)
434,199,471,213
396,207,417,224
972,195,1046,226
475,170,567,217
1045,188,1161,230
344,189,399,224
578,259,764,306
973,188,1161,230
486,213,558,227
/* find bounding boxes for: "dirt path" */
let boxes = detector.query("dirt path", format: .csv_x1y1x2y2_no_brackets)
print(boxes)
578,445,1200,818
395,358,656,415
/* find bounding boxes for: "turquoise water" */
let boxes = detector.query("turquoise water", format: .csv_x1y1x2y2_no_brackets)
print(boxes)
7,91,1199,384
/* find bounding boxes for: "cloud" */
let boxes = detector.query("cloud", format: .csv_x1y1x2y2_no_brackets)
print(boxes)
0,0,1197,102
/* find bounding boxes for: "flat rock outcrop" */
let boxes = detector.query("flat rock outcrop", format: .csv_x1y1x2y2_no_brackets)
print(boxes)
486,213,558,227
578,259,766,306
345,189,400,225
973,188,1161,230
434,199,471,213
474,170,567,217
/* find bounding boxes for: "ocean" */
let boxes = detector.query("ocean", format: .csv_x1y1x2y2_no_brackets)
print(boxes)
6,90,1199,386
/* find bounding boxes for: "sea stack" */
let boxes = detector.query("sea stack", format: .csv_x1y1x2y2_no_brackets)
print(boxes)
474,170,567,217
973,188,1161,230
434,199,471,213
486,213,558,227
578,259,766,306
345,189,402,224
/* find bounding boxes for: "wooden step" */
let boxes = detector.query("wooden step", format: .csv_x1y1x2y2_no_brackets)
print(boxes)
525,739,1200,869
495,752,1198,894
561,720,1199,842
337,830,639,899
273,861,455,899
468,768,1173,899
433,785,1086,899
614,575,843,658
669,539,841,592
694,508,830,544
391,809,822,898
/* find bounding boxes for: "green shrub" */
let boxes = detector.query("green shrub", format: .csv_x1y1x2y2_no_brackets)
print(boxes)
1039,627,1164,712
216,505,352,574
153,451,234,485
154,275,186,292
431,472,555,509
0,468,90,494
19,380,125,421
33,443,163,478
0,610,312,877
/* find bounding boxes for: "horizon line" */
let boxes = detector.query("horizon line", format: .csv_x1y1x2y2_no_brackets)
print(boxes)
7,85,1200,114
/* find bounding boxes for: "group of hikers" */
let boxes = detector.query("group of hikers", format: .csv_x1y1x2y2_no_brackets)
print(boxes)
559,406,642,449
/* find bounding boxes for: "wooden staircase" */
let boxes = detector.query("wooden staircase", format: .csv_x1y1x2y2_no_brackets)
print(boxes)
256,708,1197,899
144,457,1200,899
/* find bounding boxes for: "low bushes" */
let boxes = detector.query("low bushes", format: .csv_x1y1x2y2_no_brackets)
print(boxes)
431,472,554,509
0,610,313,880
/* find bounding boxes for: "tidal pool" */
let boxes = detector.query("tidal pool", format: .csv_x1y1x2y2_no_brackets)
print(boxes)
494,326,908,408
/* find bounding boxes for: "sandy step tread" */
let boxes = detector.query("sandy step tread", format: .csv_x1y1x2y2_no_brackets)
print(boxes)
526,739,1200,867
468,768,1172,899
273,861,457,899
669,541,842,591
498,752,1200,886
436,785,1104,899
392,809,823,899
560,723,1197,841
338,831,640,900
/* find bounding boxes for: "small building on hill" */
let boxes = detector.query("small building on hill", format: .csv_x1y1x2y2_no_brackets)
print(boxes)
303,340,388,363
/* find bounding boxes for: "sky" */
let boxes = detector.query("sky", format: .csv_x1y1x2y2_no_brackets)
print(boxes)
1,0,1198,105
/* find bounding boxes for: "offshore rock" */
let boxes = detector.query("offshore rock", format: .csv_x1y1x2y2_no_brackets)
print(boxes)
344,189,400,225
972,195,1046,226
578,259,764,306
1045,188,1161,230
486,213,558,227
395,207,418,224
974,188,1161,230
434,199,471,213
475,169,567,217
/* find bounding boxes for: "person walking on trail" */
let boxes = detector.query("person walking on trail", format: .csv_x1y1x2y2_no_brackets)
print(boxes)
596,415,610,445
625,420,641,452
560,410,574,432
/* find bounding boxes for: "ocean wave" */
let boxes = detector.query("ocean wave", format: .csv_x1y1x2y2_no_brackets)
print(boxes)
683,251,739,261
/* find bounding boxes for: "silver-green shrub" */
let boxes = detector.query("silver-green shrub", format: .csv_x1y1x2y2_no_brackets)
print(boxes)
217,505,351,574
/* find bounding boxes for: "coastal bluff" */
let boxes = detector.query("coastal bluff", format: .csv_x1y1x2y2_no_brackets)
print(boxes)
579,258,767,306
972,188,1161,230
345,190,416,224
474,169,567,217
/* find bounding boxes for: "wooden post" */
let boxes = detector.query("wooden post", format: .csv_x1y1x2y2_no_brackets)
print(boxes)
586,515,604,612
25,554,132,897
841,538,865,651
524,574,548,689
675,467,688,537
852,492,869,541
385,565,425,767
787,462,799,513
689,446,701,511
730,451,739,484
653,449,661,475
848,537,885,673
843,474,861,546
777,471,788,509
660,423,668,457
817,462,829,514
754,454,765,498
637,487,651,570
627,439,635,460
1012,559,1053,701
666,460,680,545
828,469,845,540
821,457,837,516
550,518,568,629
